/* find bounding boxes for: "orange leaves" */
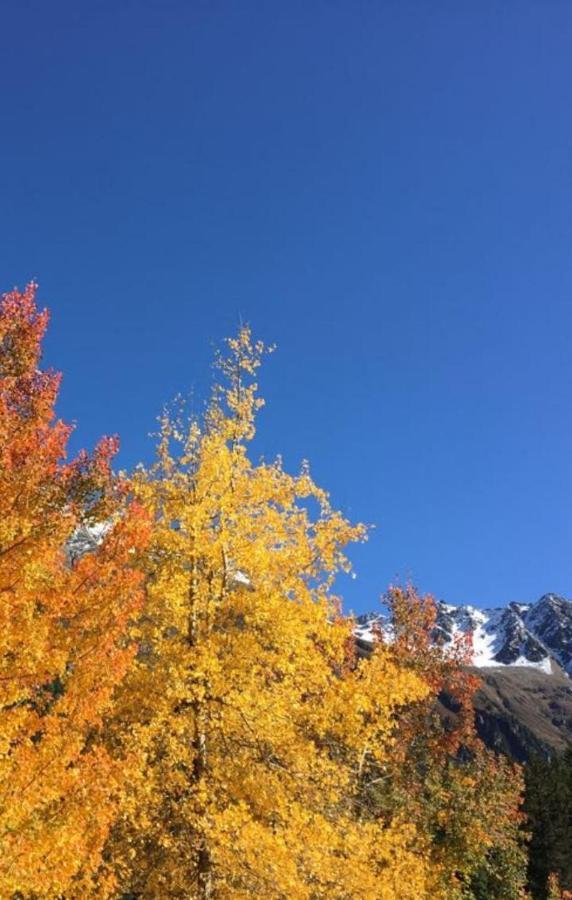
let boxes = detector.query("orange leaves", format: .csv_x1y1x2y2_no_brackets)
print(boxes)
374,584,528,896
0,282,48,377
0,299,529,897
385,583,481,755
0,285,148,897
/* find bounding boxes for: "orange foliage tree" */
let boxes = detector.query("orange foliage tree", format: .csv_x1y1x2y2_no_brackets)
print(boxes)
0,285,148,897
364,585,529,899
0,288,533,898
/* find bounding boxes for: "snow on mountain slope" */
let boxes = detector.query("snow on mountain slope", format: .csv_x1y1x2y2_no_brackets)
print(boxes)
65,521,111,566
355,594,572,677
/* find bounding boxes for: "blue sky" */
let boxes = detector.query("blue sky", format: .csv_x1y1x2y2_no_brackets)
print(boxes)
2,1,572,614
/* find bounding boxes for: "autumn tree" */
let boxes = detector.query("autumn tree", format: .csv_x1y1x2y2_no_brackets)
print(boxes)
364,585,529,899
101,328,433,899
0,285,148,897
0,290,533,898
546,872,572,900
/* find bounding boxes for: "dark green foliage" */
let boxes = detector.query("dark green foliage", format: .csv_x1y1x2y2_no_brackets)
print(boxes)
524,746,572,898
469,845,533,900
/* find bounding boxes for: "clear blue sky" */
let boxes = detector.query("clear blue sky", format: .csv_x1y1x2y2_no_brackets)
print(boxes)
2,1,572,614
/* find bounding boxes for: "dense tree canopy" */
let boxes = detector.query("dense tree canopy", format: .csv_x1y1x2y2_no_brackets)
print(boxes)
0,286,538,898
0,285,149,896
371,586,529,899
524,747,572,899
102,329,432,898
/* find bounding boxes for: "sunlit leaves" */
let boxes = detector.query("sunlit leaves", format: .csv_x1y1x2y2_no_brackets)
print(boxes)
0,285,148,897
103,328,430,897
0,296,528,898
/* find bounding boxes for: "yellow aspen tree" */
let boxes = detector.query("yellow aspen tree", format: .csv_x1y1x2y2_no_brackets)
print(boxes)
103,328,431,899
0,285,148,897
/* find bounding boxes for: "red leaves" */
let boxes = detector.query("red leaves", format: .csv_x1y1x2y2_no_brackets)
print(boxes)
0,285,149,896
384,583,481,756
0,282,48,376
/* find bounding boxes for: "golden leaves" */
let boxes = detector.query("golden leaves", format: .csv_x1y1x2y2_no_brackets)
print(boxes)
0,302,527,898
103,327,433,898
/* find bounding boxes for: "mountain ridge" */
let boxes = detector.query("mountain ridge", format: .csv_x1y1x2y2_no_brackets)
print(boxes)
354,593,572,760
355,592,572,678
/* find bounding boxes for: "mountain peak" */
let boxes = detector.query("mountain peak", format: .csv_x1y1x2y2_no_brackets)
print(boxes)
356,594,572,678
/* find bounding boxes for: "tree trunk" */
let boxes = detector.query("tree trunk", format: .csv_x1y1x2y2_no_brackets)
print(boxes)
194,714,212,899
188,552,213,899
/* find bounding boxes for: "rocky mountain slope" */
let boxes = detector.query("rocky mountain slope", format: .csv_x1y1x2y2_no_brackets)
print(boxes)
355,594,572,760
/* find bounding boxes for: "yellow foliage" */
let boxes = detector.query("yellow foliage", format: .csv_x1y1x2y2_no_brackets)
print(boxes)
104,328,431,898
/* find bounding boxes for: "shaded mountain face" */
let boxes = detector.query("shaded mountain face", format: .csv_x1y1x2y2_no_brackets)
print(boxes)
355,595,572,760
471,666,572,761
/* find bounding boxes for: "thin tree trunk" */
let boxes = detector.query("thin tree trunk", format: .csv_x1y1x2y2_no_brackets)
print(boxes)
194,714,212,900
188,552,213,899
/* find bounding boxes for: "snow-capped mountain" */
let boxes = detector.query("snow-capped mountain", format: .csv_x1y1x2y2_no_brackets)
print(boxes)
65,521,111,566
355,593,572,678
